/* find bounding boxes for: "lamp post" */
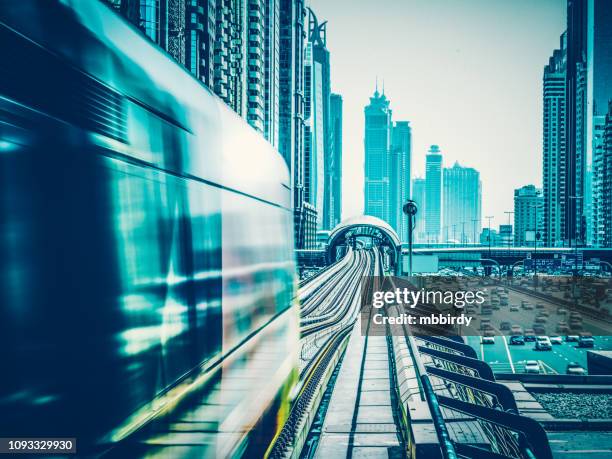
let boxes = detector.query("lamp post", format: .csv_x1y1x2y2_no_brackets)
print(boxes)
461,221,466,247
569,195,583,275
403,200,418,277
504,211,514,249
485,215,494,257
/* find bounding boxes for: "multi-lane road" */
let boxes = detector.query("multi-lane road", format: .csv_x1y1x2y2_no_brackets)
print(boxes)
466,284,612,374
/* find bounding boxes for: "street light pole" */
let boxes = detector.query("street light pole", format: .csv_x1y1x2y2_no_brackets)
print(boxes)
461,221,466,247
472,219,478,246
403,200,418,277
504,211,514,249
485,215,494,258
569,195,583,275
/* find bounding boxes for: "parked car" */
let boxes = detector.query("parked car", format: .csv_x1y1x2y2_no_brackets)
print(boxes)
535,336,552,350
549,335,562,345
510,305,519,312
566,362,586,375
511,325,523,335
509,335,525,345
535,315,548,324
536,302,545,309
500,321,511,331
557,308,567,315
525,360,541,374
533,324,546,335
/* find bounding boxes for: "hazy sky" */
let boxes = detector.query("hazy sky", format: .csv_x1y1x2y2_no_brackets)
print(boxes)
309,0,566,228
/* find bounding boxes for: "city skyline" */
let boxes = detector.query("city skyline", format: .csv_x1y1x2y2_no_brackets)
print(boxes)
309,0,566,226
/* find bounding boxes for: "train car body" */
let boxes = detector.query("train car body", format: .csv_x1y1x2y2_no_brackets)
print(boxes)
0,0,299,455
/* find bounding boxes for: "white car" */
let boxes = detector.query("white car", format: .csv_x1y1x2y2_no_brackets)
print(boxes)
566,362,586,375
481,336,495,345
525,360,541,374
549,335,562,345
535,336,552,350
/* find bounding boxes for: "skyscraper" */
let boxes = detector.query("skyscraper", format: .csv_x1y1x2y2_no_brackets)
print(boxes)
278,0,309,248
214,0,248,117
514,185,544,247
263,0,280,146
302,9,332,231
390,121,412,241
364,86,392,225
328,93,343,228
104,0,186,65
302,11,329,230
425,145,443,243
602,102,612,247
542,33,567,248
443,162,481,244
105,0,281,143
592,114,606,246
564,0,612,246
412,177,426,243
185,1,214,86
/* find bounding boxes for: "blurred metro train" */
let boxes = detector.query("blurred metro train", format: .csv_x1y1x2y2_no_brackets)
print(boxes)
0,0,299,455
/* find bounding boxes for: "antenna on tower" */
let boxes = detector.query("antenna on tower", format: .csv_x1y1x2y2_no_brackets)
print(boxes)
375,75,379,96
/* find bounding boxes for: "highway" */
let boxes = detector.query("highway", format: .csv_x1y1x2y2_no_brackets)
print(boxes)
466,283,612,374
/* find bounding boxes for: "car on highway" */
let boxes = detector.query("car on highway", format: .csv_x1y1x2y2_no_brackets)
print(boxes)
578,334,595,348
509,335,525,345
522,302,534,310
524,330,536,342
566,362,587,375
535,336,552,351
524,360,541,374
482,336,495,344
565,335,579,342
549,335,562,345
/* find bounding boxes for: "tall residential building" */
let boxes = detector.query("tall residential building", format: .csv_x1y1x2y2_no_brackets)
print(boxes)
185,1,215,86
214,1,247,116
425,145,443,243
442,162,481,244
390,121,412,241
412,178,426,243
328,93,343,228
592,114,606,246
514,185,544,247
564,0,612,246
105,0,281,143
302,10,329,230
263,0,280,146
364,86,392,226
542,33,567,247
302,9,332,231
278,0,309,247
104,0,186,65
602,103,612,247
